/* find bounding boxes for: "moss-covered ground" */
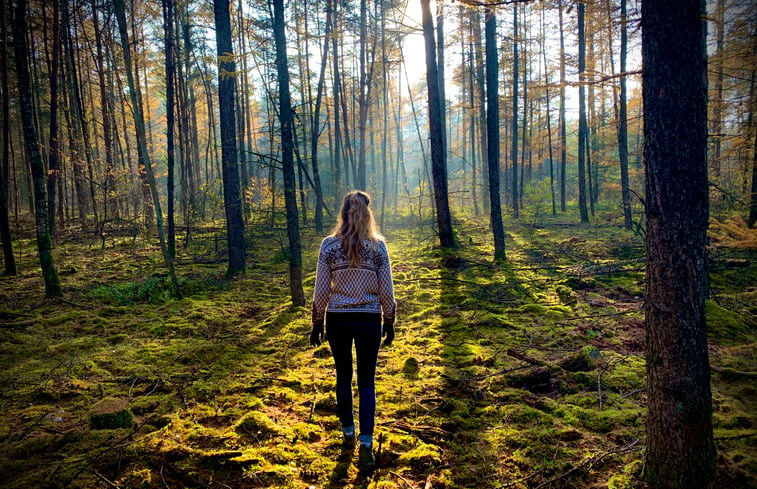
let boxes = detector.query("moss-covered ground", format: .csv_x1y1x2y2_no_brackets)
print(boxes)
0,214,754,488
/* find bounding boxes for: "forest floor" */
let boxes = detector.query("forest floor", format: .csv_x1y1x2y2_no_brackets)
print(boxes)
0,212,755,489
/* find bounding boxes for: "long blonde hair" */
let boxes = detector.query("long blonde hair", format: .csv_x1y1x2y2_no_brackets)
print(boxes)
332,190,383,265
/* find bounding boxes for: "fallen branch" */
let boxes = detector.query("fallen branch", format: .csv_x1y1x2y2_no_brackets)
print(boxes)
389,471,416,489
710,366,757,379
714,432,757,441
506,348,546,367
0,318,38,328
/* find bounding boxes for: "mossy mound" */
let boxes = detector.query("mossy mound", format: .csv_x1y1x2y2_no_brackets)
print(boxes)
706,300,753,344
90,397,133,430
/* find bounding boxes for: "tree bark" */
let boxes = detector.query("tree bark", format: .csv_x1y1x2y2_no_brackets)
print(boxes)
13,0,62,296
47,0,61,237
272,0,305,306
471,9,488,216
421,0,455,249
541,4,556,216
577,1,589,223
213,0,247,277
558,0,567,212
163,0,177,259
485,7,505,260
618,0,632,229
511,6,519,219
309,0,332,233
642,0,715,486
1,0,16,276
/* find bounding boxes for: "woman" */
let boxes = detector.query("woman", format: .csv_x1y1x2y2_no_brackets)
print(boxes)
310,190,396,469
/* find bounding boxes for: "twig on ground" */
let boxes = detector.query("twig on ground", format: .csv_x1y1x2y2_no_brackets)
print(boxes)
93,469,121,488
714,432,757,441
160,465,170,489
501,467,546,487
389,471,416,489
54,296,86,308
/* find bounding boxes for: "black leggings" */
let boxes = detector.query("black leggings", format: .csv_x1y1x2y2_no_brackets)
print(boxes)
326,312,381,437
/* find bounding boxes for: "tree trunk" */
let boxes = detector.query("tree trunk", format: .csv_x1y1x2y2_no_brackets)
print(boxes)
471,9,489,216
113,0,181,297
485,7,505,261
13,0,61,296
357,0,368,190
618,0,632,229
511,6,519,219
92,2,116,226
272,0,305,306
421,0,455,249
542,4,556,216
577,2,589,223
212,0,247,277
47,0,61,237
710,0,725,181
558,0,567,212
331,1,342,202
642,0,715,486
1,0,16,276
436,2,447,162
309,0,332,233
163,0,177,259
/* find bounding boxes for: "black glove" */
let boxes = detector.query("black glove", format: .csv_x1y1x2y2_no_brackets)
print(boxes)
382,322,395,347
310,322,325,347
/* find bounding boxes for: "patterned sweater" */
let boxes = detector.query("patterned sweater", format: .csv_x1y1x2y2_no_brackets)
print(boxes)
312,236,396,325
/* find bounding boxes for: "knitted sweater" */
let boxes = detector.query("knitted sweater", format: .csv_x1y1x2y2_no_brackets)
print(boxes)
312,236,396,325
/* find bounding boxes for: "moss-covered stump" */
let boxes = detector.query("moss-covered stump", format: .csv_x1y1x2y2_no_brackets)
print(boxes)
90,397,133,429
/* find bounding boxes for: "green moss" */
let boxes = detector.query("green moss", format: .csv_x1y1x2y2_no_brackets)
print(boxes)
706,300,752,344
398,442,443,469
234,411,280,440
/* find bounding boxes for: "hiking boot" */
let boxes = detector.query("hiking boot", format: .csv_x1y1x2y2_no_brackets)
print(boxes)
342,433,356,450
358,443,375,469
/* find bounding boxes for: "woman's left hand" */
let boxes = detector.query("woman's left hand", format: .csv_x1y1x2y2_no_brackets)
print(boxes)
310,322,325,347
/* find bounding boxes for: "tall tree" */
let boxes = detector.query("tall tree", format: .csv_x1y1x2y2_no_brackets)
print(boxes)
13,0,61,296
577,1,589,222
618,0,632,230
114,0,181,297
558,0,567,212
421,0,455,249
309,0,333,233
163,0,177,259
436,2,447,160
62,0,91,222
511,5,519,218
357,0,369,190
272,0,305,306
213,0,247,277
485,6,505,260
46,0,61,237
541,3,556,216
642,0,715,486
471,9,489,215
0,0,16,276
